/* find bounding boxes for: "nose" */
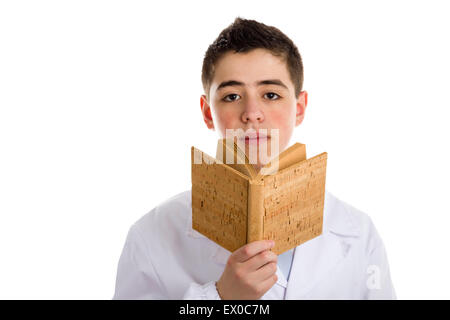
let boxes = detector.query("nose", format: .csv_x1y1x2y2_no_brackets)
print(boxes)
241,98,264,124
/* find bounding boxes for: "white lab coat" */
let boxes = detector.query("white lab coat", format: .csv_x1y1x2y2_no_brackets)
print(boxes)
113,189,396,300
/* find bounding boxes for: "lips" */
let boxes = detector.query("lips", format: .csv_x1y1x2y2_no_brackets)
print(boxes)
238,132,270,143
244,136,268,141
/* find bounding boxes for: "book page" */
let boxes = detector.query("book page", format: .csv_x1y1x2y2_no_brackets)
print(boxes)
215,138,258,179
255,143,307,179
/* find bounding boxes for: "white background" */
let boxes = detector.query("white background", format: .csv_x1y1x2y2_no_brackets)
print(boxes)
1,0,449,299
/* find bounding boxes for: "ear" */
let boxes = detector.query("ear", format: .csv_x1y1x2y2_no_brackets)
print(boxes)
200,95,215,130
295,91,308,127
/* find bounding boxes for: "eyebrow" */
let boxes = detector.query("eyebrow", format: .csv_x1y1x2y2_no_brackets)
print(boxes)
216,79,289,91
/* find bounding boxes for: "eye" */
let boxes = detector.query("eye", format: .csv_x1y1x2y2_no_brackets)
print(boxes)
264,92,281,100
223,93,241,102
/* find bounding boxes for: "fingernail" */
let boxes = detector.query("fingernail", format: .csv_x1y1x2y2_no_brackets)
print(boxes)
270,240,275,247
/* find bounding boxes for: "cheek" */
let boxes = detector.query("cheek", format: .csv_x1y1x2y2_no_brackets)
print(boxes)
266,109,295,147
267,109,295,131
214,109,240,131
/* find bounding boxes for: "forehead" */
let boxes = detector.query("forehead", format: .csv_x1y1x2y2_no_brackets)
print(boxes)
211,48,291,90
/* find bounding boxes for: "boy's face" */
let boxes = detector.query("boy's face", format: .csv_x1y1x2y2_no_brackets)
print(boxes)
200,48,307,169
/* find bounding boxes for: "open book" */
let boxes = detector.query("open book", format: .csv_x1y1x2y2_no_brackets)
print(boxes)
191,139,327,255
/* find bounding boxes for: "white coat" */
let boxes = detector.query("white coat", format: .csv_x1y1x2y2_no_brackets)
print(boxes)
113,189,397,300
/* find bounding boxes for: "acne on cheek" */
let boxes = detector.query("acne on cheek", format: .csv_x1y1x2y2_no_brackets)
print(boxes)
266,111,283,122
215,108,294,134
266,111,293,129
267,111,295,147
215,109,238,126
213,118,234,138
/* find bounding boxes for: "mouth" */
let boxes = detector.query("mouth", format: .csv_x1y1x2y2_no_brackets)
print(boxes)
239,133,270,144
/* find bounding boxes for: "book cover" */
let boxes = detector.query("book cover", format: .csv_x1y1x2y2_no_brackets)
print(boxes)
191,139,327,255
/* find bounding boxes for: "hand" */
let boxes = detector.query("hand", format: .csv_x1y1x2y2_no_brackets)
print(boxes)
216,240,278,300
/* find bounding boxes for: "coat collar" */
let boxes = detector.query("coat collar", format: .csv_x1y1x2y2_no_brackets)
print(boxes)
322,190,361,237
185,190,361,295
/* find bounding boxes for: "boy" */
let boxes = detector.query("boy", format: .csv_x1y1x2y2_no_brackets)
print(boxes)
113,17,396,300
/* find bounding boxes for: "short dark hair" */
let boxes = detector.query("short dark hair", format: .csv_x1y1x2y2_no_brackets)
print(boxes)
201,17,304,101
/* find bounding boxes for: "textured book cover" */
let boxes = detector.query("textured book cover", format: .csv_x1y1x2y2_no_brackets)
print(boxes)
191,139,327,255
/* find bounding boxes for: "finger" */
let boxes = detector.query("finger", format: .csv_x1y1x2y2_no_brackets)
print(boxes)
244,249,278,272
255,273,278,296
232,240,275,263
251,261,278,282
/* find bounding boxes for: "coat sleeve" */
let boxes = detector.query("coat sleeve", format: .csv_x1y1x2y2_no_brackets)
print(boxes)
113,223,222,300
365,243,397,299
112,224,168,299
182,281,222,300
363,219,397,300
